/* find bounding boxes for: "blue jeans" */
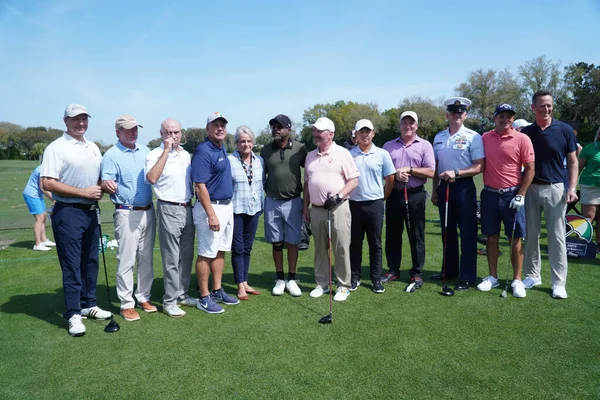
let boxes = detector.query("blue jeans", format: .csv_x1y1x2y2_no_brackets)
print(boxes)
231,212,261,284
52,202,99,319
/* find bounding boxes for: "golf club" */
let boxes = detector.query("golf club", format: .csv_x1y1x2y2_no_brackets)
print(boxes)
318,209,333,324
441,184,454,296
403,185,416,294
501,212,518,299
96,205,120,333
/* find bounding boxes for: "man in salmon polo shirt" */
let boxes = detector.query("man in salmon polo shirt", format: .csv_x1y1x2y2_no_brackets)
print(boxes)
476,104,535,297
303,117,360,302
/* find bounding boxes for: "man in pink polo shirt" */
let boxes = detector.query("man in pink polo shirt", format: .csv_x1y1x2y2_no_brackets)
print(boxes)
477,104,535,297
303,117,360,302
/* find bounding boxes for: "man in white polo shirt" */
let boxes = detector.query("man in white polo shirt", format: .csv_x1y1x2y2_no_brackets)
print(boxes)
41,104,112,337
145,118,196,318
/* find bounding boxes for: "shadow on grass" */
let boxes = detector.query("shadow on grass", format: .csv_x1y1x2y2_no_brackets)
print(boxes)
1,288,65,327
9,240,36,249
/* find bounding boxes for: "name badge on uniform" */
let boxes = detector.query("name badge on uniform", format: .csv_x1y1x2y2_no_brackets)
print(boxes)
434,141,444,150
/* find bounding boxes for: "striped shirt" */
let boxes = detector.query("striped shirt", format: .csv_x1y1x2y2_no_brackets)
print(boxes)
228,151,264,216
101,141,153,206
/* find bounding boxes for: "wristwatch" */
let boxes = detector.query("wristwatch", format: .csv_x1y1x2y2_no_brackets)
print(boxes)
409,167,413,175
454,169,460,177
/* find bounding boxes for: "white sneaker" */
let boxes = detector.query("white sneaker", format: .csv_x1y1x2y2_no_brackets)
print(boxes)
163,304,186,317
511,280,527,298
42,240,56,247
309,285,329,298
523,276,542,289
333,287,350,302
81,306,112,320
33,244,51,251
177,295,198,307
286,280,302,297
552,285,568,299
477,276,499,291
68,314,86,337
272,279,286,296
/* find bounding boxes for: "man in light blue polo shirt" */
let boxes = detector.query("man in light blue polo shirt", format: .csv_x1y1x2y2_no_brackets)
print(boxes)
431,97,485,290
101,115,156,322
349,119,395,293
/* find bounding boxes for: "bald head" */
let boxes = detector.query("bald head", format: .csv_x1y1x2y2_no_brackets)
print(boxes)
160,118,182,147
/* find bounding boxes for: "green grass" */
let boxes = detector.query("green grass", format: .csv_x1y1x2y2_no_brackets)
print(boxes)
1,160,599,399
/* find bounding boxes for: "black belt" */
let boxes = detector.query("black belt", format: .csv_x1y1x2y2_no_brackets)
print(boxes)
158,199,191,207
311,204,324,208
532,179,554,185
116,204,152,211
56,202,96,210
395,185,424,194
211,199,231,205
483,185,520,194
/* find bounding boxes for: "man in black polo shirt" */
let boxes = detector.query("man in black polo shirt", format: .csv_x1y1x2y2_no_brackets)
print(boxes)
521,90,578,299
192,112,239,314
260,114,307,297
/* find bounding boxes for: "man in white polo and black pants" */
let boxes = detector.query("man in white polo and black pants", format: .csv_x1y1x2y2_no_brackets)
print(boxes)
101,115,157,321
41,104,112,337
146,118,196,317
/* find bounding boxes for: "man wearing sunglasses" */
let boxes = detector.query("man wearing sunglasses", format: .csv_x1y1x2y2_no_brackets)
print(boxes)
260,114,308,297
431,97,485,291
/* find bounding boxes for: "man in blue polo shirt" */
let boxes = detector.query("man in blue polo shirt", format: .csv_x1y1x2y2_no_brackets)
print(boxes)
349,119,395,293
521,90,578,299
101,115,156,322
431,97,485,290
192,112,239,314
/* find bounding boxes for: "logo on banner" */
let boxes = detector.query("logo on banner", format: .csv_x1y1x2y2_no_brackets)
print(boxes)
565,215,593,242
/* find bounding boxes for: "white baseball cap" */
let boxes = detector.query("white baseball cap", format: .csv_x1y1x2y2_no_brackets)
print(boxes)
400,111,418,123
206,112,228,126
309,117,335,132
512,119,531,129
354,119,374,131
64,104,91,118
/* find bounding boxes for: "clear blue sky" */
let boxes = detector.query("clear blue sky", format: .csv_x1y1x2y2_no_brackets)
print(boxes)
1,0,599,145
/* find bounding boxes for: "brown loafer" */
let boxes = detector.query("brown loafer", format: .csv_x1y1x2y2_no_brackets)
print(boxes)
120,308,140,321
137,301,158,313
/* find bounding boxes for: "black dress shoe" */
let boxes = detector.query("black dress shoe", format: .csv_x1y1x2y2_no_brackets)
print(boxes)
455,280,474,291
430,273,457,281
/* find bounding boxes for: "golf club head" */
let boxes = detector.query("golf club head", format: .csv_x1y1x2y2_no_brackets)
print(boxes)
318,314,332,324
500,290,508,299
441,285,455,296
404,282,416,293
104,318,120,333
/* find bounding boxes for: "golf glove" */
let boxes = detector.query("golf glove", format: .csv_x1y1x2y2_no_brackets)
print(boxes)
324,194,343,210
509,195,524,210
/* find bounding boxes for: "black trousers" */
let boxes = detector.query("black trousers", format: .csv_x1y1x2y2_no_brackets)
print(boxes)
349,199,384,282
385,187,426,277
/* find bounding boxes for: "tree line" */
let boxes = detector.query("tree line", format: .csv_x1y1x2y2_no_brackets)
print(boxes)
1,56,598,159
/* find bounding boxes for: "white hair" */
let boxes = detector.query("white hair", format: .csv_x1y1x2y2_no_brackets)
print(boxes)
234,125,255,143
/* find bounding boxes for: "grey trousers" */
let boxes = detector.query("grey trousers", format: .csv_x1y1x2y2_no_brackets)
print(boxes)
157,202,195,305
524,183,568,286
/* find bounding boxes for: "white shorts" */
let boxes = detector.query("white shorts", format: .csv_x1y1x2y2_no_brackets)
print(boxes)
192,201,234,258
580,185,600,205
